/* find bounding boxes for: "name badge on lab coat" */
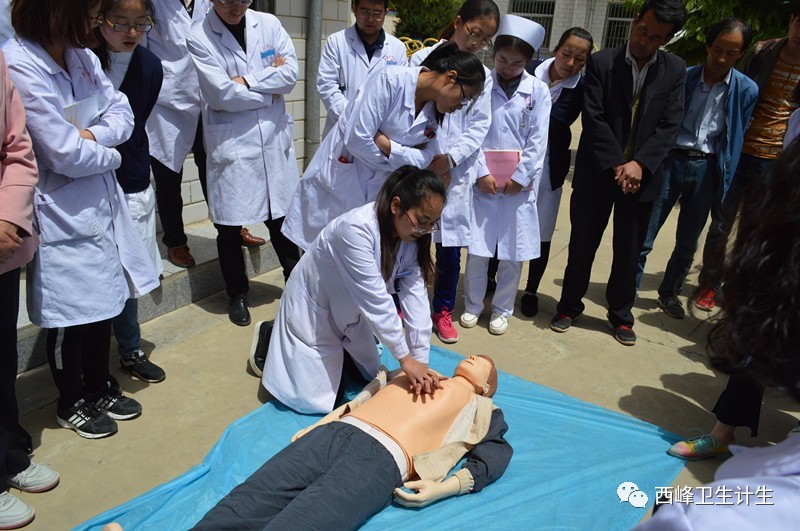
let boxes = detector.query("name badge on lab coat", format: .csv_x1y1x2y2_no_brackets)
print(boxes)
261,48,275,67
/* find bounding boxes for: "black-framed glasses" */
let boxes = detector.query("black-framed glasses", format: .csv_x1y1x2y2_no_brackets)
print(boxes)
218,0,253,5
458,82,478,113
464,23,493,51
404,210,439,236
357,8,385,20
103,17,154,33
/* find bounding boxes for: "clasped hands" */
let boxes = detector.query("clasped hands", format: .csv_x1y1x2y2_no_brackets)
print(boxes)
477,174,522,195
615,160,643,194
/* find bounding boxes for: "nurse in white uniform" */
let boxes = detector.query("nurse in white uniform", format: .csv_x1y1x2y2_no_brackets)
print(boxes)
519,27,593,318
264,166,446,414
408,0,499,345
282,43,486,251
462,16,549,336
3,0,159,439
187,0,300,326
317,0,407,138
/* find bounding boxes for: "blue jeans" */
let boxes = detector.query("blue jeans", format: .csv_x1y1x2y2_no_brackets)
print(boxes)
699,153,773,289
112,298,140,359
637,151,716,295
431,244,461,313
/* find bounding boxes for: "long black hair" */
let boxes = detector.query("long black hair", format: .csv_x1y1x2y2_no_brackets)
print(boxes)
12,0,101,49
375,166,446,286
92,0,155,71
420,41,486,123
707,140,800,402
439,0,500,41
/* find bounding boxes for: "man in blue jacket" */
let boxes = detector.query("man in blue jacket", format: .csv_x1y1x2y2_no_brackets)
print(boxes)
636,18,758,319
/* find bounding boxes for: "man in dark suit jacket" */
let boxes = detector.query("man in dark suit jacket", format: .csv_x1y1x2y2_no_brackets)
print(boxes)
551,0,686,346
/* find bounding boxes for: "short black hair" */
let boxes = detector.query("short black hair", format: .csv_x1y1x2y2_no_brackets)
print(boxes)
705,17,753,51
554,27,594,53
638,0,687,35
353,0,389,9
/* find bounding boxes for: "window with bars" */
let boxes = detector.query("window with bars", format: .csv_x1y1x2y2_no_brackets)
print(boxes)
252,0,274,13
602,2,636,50
508,0,555,49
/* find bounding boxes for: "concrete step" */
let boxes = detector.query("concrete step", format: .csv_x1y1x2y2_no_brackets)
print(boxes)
14,219,282,388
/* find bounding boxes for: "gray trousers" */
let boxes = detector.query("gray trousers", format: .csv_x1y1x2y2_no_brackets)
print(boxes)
192,422,402,531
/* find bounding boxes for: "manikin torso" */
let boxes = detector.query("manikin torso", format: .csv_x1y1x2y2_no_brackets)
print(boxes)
345,375,475,475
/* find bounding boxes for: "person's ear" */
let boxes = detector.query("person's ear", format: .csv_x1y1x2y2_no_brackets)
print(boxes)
453,15,462,30
390,196,401,216
482,384,491,395
446,70,458,84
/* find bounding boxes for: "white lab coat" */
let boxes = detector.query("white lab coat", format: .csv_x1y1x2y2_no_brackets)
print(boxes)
2,38,159,328
282,66,440,250
470,70,550,261
318,25,408,138
188,10,298,225
143,0,210,172
534,57,581,241
410,41,492,247
264,203,432,414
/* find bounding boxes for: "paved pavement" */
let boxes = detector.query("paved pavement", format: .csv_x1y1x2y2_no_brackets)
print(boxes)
13,183,800,529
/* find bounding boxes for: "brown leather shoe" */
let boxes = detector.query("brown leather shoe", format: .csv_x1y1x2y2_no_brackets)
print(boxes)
240,227,266,247
167,244,196,268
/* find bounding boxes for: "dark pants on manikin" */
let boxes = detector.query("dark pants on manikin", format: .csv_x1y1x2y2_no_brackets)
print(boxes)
192,422,402,531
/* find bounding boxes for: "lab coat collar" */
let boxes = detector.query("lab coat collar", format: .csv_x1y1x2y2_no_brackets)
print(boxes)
345,24,370,67
245,12,262,65
405,66,426,110
491,68,534,98
534,57,580,90
208,8,247,62
14,37,65,76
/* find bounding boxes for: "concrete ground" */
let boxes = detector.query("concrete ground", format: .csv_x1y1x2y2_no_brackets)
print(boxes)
13,184,800,530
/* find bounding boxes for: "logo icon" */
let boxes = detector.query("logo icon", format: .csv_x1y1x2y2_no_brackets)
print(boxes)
617,482,649,508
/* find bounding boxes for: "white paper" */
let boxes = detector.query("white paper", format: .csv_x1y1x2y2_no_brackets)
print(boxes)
63,94,99,130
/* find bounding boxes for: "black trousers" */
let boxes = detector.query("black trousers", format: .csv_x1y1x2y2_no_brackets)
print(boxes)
524,241,552,294
215,217,300,299
192,422,401,531
0,268,30,485
46,319,114,409
712,374,763,437
557,185,654,328
151,119,208,248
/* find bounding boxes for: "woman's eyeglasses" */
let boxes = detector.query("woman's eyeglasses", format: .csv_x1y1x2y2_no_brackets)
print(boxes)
464,23,493,51
404,211,439,236
103,17,154,33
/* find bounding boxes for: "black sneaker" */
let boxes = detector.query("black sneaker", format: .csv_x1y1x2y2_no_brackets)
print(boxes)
550,313,574,333
520,293,539,317
607,320,637,346
87,388,142,420
657,295,686,320
249,321,273,377
121,350,166,383
56,399,118,439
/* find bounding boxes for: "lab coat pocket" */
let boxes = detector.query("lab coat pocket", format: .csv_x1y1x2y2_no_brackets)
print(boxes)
283,286,339,347
278,114,295,155
34,179,102,246
320,155,357,195
204,122,238,166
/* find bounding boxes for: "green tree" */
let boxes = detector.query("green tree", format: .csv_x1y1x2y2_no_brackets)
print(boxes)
627,0,794,65
391,0,462,41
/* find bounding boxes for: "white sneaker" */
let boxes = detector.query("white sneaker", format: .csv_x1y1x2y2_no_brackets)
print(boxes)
459,311,480,328
7,463,59,493
0,491,34,529
489,313,508,335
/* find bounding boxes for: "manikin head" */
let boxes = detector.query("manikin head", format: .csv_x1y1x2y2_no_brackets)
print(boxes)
453,355,498,397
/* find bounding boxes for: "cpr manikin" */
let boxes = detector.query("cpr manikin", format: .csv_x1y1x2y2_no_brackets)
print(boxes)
191,355,513,530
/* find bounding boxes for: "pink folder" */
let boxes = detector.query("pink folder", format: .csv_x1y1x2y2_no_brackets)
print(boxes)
483,150,521,188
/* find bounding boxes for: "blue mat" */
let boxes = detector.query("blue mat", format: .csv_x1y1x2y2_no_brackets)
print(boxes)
77,347,685,530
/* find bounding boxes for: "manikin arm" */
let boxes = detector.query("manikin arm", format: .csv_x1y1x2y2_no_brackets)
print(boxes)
394,408,513,507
